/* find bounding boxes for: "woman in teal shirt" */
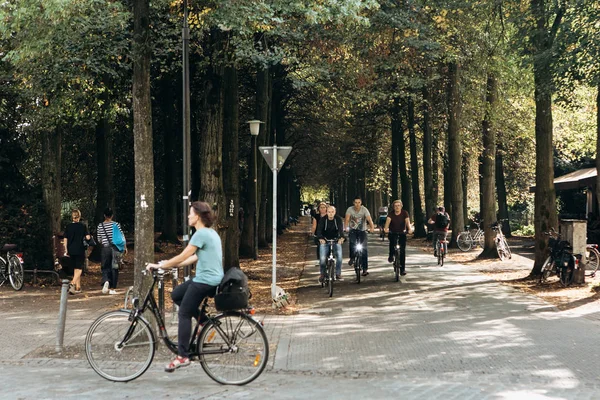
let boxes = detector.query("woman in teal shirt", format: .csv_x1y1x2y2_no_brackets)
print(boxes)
146,201,224,372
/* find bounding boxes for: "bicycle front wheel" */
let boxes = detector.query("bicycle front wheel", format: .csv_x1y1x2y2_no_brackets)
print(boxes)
457,233,472,252
354,256,361,284
540,257,553,282
8,254,24,291
85,310,155,382
200,312,269,385
327,261,334,297
560,266,574,287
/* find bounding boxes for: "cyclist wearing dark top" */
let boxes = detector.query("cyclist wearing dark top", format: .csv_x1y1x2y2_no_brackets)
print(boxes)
428,206,450,256
311,202,328,260
316,206,345,281
384,200,413,275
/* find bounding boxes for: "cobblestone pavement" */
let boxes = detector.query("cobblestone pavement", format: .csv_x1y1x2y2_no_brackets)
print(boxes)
2,236,600,399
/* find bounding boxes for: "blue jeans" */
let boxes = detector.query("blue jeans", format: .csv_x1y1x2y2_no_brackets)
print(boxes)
349,230,368,271
319,243,342,276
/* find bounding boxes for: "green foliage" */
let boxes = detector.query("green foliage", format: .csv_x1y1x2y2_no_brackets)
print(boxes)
512,224,535,236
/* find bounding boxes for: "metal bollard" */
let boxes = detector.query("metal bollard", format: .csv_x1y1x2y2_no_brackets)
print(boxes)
56,279,70,353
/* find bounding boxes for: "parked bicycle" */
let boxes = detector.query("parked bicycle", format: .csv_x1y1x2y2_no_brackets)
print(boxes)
539,229,577,287
492,220,512,261
0,244,24,291
434,236,447,266
321,239,339,297
85,269,269,384
457,221,484,252
585,244,600,278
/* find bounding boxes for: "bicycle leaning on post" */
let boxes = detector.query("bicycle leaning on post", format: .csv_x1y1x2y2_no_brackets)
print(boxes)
539,229,578,287
85,268,269,384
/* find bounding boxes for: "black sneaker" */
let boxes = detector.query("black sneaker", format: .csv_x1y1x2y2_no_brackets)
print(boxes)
400,271,407,276
348,259,354,266
388,256,394,263
318,275,324,283
361,271,369,276
336,275,343,281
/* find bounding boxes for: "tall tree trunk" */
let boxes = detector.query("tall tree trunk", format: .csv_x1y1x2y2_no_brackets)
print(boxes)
496,145,510,234
159,76,179,243
462,152,469,225
447,62,464,246
530,0,562,273
391,98,401,200
480,74,498,258
41,129,61,238
132,0,155,294
256,62,270,248
198,29,225,234
422,85,435,221
408,97,426,237
595,84,600,214
397,103,411,213
222,63,239,270
94,97,114,226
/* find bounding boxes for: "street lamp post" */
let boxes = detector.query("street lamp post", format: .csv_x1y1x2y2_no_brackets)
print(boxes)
247,120,262,260
182,0,191,278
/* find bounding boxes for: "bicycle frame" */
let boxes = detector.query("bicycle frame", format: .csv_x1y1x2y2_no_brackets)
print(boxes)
124,271,236,358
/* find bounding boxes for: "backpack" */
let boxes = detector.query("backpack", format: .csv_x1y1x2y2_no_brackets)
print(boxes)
214,267,250,311
111,223,126,252
435,213,449,229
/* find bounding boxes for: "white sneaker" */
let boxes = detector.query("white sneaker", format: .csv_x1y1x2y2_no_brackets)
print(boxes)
102,281,109,294
109,289,117,295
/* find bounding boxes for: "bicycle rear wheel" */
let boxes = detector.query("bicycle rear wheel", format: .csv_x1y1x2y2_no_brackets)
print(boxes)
327,260,334,297
199,312,269,385
560,265,574,287
539,257,553,283
586,248,600,276
8,254,24,291
496,238,506,261
457,233,472,252
85,310,155,382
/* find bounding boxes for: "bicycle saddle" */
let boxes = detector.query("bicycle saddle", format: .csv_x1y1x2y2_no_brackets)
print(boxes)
1,244,17,252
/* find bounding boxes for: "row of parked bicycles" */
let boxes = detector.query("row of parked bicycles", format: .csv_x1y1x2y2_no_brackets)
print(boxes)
456,220,512,260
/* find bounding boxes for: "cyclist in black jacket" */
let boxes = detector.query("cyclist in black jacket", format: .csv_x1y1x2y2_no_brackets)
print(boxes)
316,206,346,281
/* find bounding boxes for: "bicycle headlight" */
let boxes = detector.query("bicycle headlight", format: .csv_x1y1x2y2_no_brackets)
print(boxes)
395,245,400,249
356,244,363,251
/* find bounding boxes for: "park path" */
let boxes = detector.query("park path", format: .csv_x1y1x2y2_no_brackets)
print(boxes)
2,230,600,399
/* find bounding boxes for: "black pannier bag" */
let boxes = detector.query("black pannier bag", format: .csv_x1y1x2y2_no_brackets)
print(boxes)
214,267,250,311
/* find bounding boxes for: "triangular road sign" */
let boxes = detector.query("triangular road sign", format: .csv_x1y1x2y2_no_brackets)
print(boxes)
259,146,292,171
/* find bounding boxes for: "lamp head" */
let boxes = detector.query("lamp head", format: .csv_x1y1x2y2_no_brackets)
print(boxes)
247,120,263,136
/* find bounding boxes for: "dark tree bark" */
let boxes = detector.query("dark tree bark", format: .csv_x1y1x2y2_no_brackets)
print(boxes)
397,103,411,214
158,76,179,243
530,0,562,274
198,29,225,233
496,144,511,236
391,98,401,200
41,129,61,238
408,97,426,237
93,91,115,226
447,62,464,246
222,63,240,270
132,0,155,294
462,152,469,226
422,85,435,221
480,74,498,258
256,62,270,248
595,84,600,214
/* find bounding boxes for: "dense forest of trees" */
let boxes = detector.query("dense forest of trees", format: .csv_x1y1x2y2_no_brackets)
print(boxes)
0,0,598,283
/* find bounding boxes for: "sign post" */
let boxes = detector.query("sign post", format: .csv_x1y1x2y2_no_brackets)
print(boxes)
259,145,292,299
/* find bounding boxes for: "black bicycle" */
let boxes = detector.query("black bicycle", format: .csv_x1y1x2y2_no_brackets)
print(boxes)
85,269,269,384
391,233,406,282
320,239,340,297
434,235,447,266
350,235,365,283
0,244,24,291
540,229,576,287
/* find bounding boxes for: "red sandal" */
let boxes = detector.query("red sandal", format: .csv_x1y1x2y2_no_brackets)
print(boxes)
165,355,190,372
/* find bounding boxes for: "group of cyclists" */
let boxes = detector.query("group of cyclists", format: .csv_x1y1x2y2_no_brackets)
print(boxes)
311,197,452,283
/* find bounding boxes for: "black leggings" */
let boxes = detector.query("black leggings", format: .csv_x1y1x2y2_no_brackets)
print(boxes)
171,280,217,358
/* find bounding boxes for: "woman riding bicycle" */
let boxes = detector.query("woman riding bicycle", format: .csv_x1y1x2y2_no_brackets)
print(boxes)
146,201,224,373
316,206,345,282
384,200,413,276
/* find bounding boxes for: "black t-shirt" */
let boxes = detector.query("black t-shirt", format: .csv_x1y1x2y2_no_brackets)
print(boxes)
388,210,410,233
64,222,88,256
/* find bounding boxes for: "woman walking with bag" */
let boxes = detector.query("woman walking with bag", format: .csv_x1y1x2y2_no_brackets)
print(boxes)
96,207,126,295
64,209,92,294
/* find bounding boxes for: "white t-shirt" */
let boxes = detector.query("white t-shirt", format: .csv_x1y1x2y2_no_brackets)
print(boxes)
346,206,371,231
